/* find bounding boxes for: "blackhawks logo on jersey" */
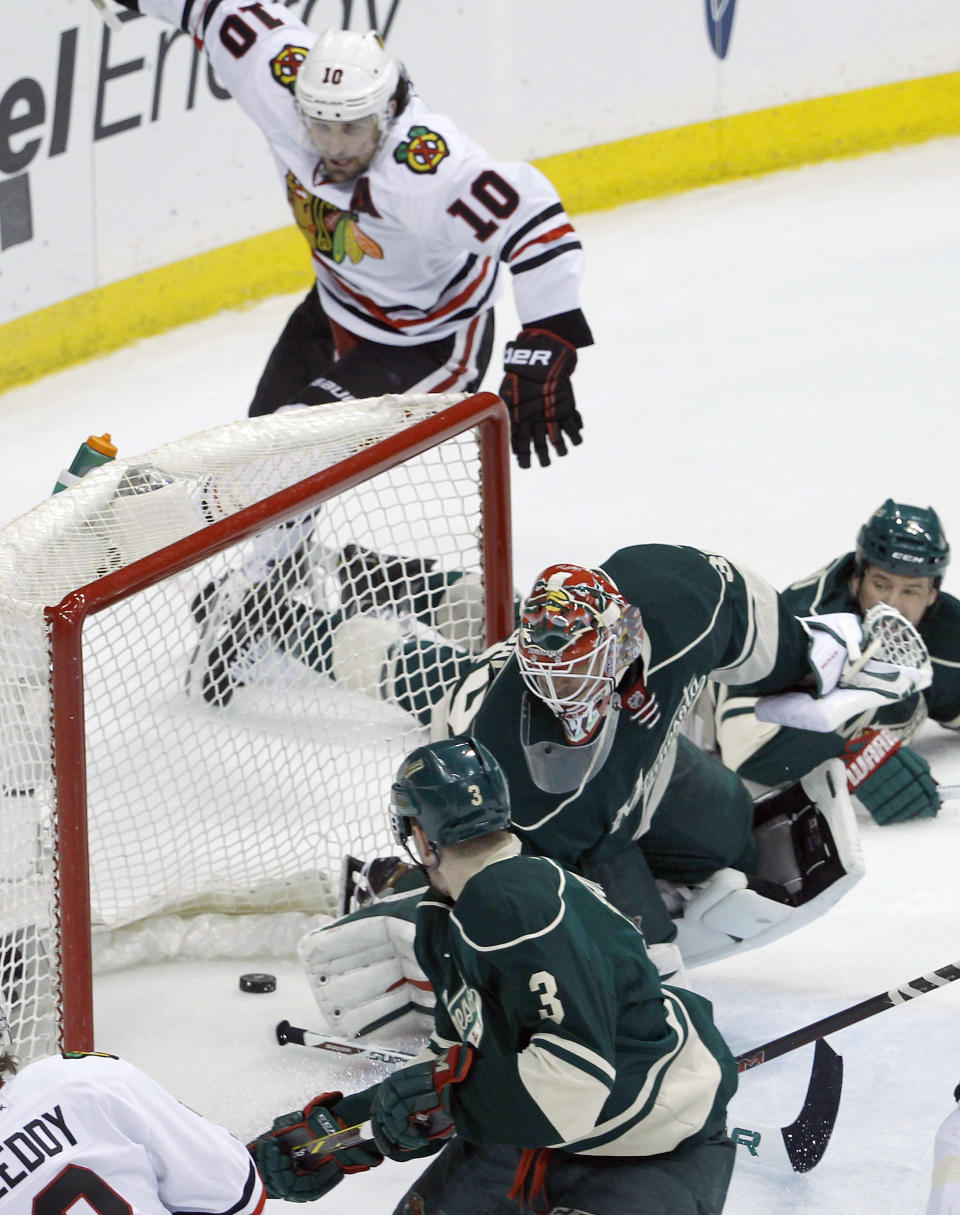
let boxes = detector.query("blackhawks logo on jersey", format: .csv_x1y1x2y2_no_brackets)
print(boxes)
271,44,309,92
286,172,383,264
394,125,449,174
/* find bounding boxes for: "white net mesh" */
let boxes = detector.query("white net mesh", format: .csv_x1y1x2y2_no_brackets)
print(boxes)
0,394,506,1062
861,602,932,674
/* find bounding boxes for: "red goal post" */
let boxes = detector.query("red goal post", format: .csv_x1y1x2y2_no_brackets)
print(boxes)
0,392,512,1061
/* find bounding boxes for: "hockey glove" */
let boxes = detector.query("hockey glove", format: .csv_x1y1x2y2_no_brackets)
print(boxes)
247,1091,381,1202
370,1044,474,1159
499,329,581,468
844,729,940,824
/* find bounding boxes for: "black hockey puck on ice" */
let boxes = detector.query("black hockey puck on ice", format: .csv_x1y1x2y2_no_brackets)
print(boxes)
239,972,277,993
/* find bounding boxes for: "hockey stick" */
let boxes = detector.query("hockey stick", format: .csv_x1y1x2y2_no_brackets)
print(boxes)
89,0,123,30
275,1019,414,1066
276,1020,841,1173
734,958,960,1070
729,1040,842,1173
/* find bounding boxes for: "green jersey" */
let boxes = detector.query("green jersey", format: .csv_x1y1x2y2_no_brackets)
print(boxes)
469,544,812,869
717,553,960,786
415,839,737,1154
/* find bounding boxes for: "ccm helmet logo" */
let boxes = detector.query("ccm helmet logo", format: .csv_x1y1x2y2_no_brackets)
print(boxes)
891,551,924,563
505,348,552,367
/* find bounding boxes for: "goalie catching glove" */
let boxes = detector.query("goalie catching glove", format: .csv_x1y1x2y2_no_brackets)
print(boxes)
844,728,940,824
247,1091,380,1202
500,329,581,468
756,603,933,732
370,1044,474,1158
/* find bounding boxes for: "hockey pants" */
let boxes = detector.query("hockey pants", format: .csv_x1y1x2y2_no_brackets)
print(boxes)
248,287,494,416
393,1132,736,1215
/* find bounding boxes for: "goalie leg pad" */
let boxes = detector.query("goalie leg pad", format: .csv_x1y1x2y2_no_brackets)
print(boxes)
673,759,863,968
329,615,404,696
429,574,485,653
646,941,691,990
298,895,434,1043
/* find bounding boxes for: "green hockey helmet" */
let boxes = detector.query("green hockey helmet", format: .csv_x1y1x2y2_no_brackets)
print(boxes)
856,499,950,583
390,737,511,852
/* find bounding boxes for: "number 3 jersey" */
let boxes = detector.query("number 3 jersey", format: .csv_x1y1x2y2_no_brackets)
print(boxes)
0,1052,265,1214
414,840,737,1154
137,1,587,347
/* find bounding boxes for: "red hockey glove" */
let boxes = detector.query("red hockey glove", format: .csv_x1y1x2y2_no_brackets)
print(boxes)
499,329,581,469
369,1044,475,1158
247,1091,380,1202
843,728,940,825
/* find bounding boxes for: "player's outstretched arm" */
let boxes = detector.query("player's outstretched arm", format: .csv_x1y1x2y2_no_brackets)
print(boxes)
499,309,593,469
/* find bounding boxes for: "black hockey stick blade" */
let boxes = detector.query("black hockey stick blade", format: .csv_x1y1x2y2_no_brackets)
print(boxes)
781,1039,843,1172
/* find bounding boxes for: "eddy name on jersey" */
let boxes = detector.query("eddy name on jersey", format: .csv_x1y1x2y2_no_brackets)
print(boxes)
0,1105,77,1196
140,0,584,346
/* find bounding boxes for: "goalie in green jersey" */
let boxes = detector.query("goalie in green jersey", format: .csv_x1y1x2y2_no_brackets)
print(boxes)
249,737,739,1215
713,499,955,825
190,537,932,1029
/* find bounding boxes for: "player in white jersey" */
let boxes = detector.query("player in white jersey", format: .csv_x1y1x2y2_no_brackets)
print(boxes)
0,1043,265,1214
928,1083,960,1215
115,3,593,470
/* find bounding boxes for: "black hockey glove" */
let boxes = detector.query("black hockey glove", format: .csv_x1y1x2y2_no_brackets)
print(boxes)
499,329,581,469
247,1091,381,1202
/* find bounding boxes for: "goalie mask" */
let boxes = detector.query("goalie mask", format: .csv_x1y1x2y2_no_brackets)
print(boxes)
856,499,950,585
390,737,511,859
517,564,642,746
295,29,405,180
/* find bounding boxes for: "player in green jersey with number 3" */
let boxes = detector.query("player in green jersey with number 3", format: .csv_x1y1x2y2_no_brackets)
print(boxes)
249,736,738,1214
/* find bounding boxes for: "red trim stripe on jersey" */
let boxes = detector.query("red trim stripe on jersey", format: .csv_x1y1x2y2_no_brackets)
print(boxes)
431,315,482,392
509,224,576,262
500,203,565,261
218,1158,266,1215
314,255,493,332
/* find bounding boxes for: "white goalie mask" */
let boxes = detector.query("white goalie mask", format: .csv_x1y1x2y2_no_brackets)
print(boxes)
517,564,643,746
295,29,402,179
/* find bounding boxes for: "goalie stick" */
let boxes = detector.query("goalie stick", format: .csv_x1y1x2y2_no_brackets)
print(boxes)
735,958,960,1069
276,1019,842,1173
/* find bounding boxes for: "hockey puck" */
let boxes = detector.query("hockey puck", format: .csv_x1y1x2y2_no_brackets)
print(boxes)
239,972,276,994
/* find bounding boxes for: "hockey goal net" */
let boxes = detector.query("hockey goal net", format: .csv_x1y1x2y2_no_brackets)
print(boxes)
0,392,512,1063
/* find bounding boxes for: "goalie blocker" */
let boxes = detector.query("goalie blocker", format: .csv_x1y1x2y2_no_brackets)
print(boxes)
298,758,862,1040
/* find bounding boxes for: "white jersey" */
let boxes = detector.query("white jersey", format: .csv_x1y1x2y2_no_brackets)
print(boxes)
140,1,587,347
0,1052,264,1215
928,1101,960,1215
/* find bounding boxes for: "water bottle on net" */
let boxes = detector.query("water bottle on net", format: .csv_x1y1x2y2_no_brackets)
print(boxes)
52,434,118,494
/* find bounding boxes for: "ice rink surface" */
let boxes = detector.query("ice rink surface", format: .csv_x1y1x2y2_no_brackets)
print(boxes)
2,135,959,1212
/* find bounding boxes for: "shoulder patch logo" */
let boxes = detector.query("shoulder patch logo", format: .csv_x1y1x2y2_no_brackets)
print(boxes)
271,44,309,92
444,982,484,1047
394,125,449,174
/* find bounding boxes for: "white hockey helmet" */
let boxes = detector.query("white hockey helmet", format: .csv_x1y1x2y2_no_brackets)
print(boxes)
295,29,401,129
